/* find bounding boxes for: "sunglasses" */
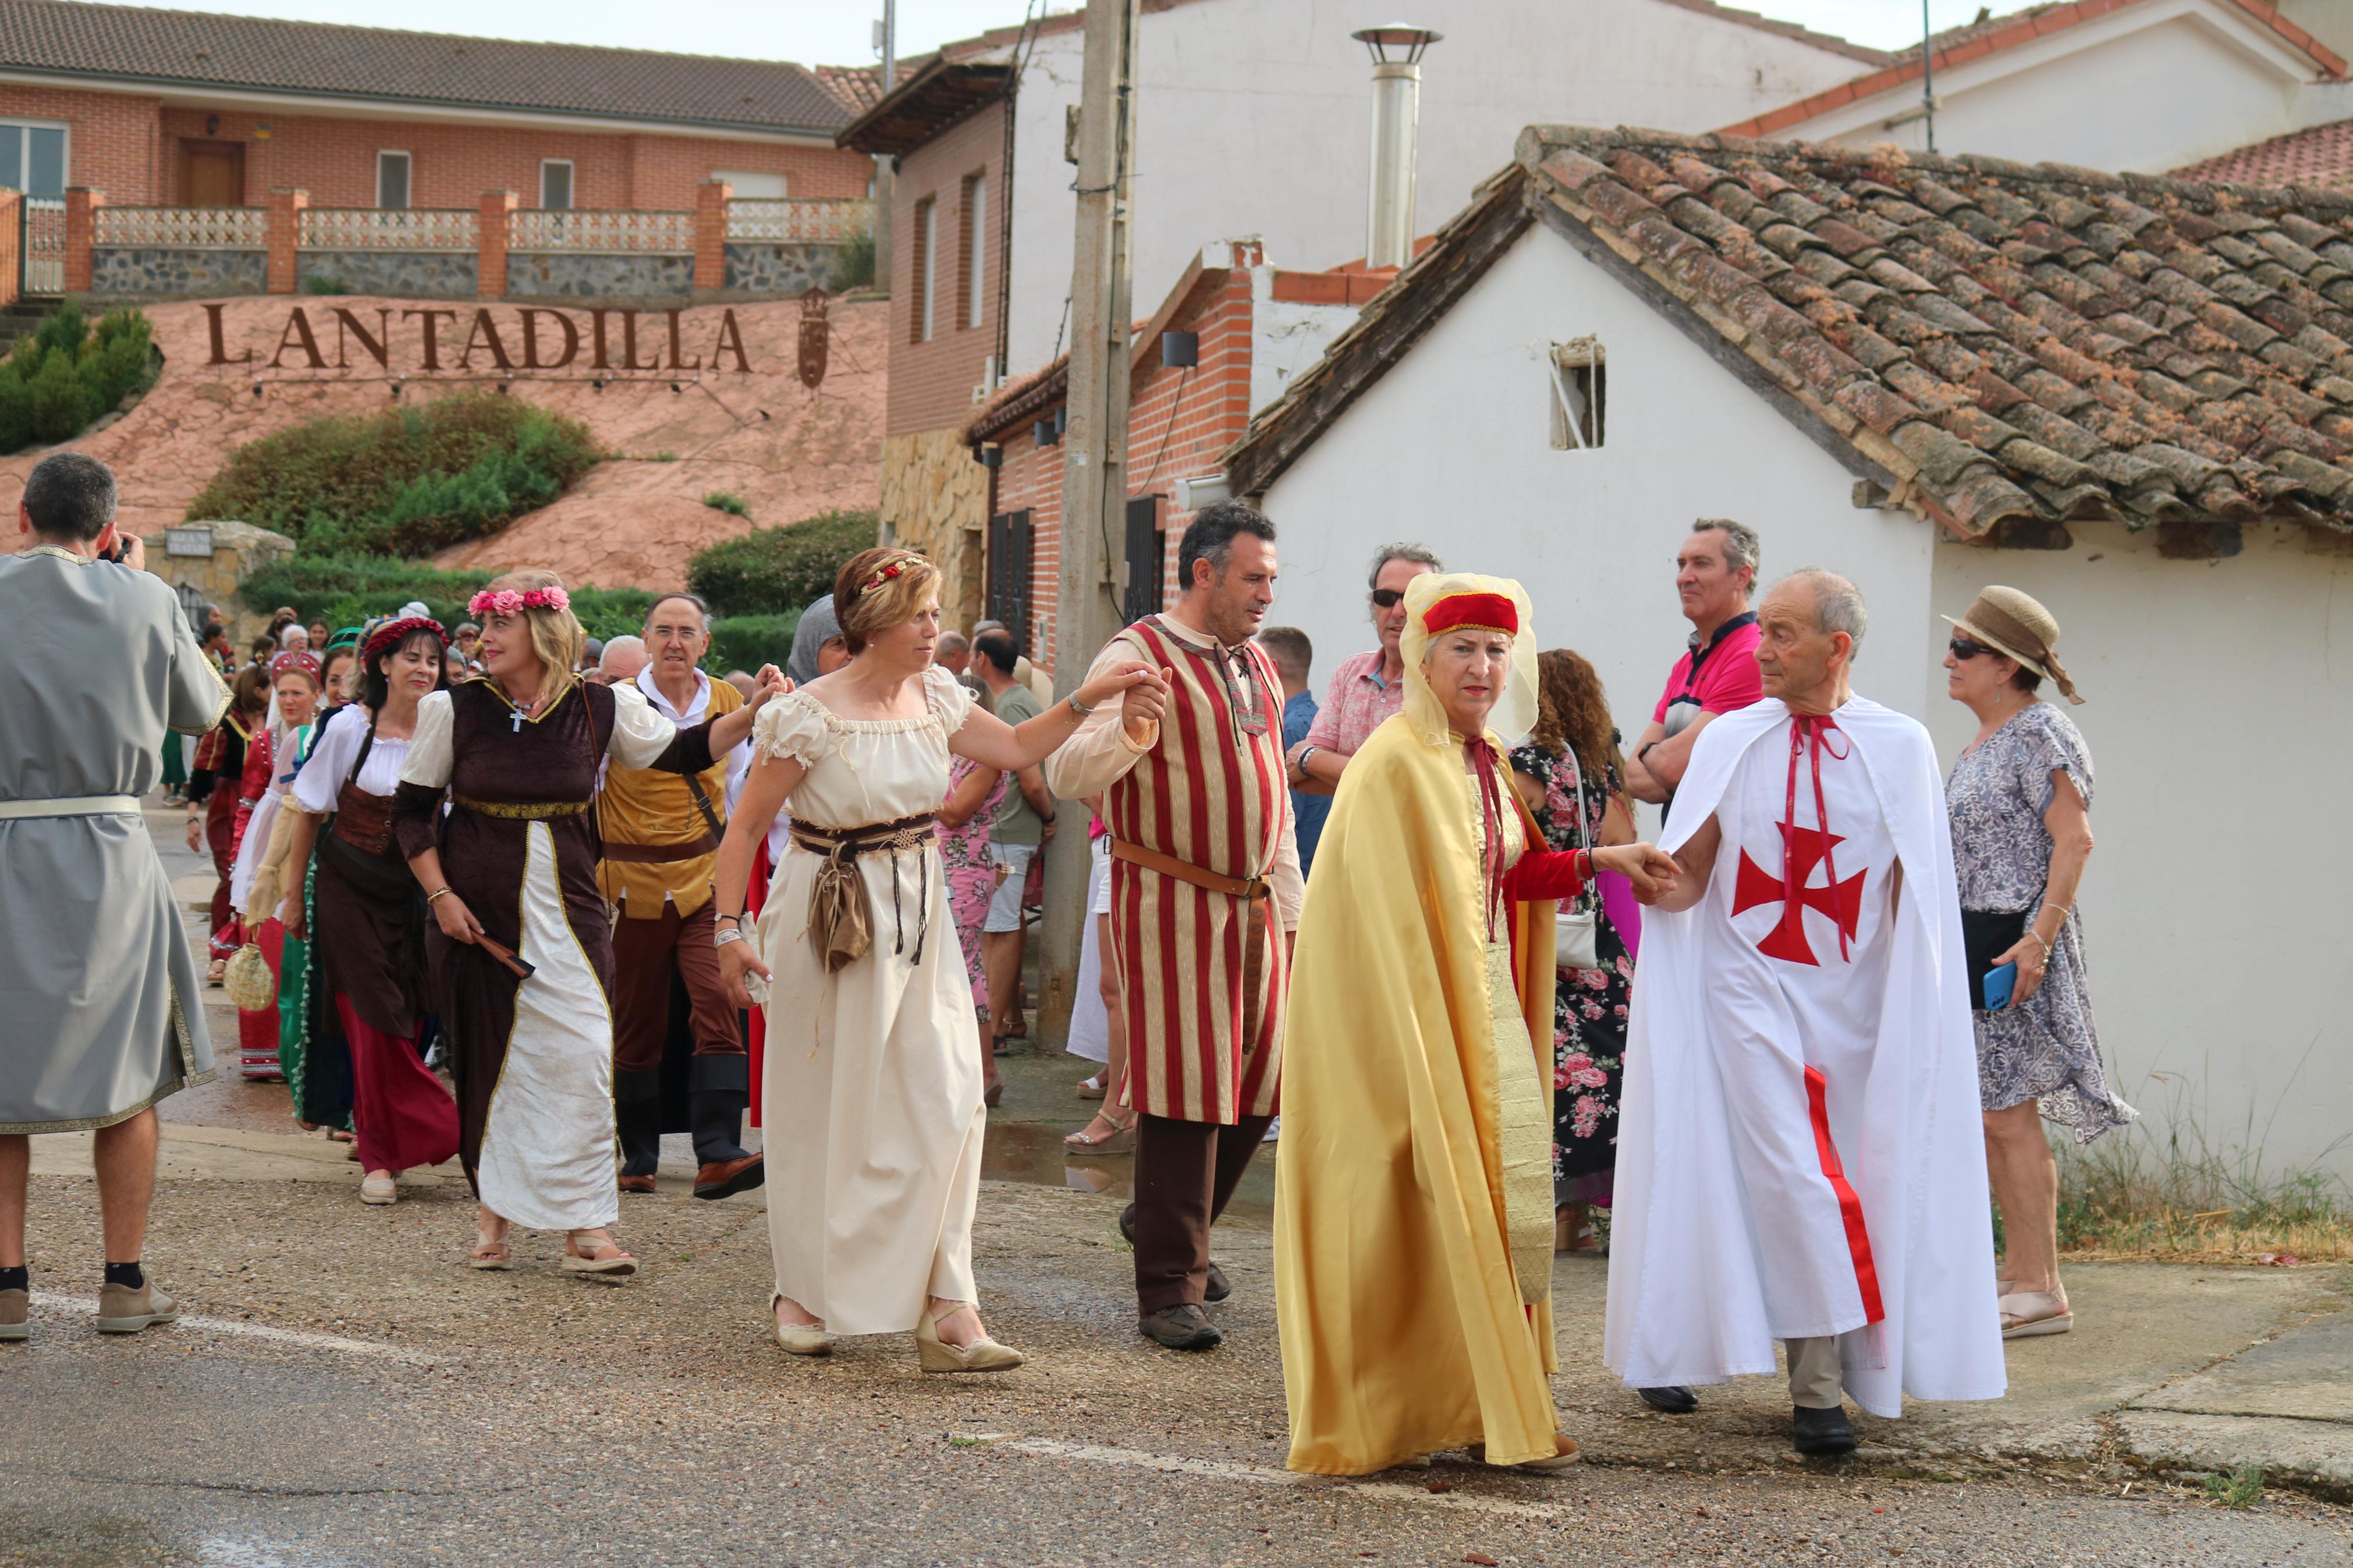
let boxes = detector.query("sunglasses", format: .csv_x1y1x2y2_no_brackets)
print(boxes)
1949,637,1994,660
1371,588,1407,608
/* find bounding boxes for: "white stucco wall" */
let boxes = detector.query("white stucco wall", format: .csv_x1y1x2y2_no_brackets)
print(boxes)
1809,0,2315,172
1925,524,2353,1182
1000,0,1876,374
1258,225,1935,787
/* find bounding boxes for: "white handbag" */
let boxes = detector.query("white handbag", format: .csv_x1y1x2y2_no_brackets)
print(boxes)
1552,749,1601,973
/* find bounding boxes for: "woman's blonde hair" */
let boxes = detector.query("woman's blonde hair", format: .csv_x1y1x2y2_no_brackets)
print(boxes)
833,547,941,656
484,567,585,687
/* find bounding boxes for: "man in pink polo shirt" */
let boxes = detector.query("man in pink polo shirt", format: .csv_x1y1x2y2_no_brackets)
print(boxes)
1623,519,1763,827
1285,542,1442,797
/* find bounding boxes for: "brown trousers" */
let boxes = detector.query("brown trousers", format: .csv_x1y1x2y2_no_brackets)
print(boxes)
609,900,744,1075
1132,1111,1273,1313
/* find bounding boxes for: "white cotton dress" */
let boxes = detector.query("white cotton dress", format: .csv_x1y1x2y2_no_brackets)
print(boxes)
753,667,988,1334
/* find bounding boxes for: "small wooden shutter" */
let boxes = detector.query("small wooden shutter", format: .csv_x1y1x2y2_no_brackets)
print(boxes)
1122,495,1163,625
987,509,1034,655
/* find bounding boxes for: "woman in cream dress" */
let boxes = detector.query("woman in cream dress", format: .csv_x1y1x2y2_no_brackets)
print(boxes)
716,547,1163,1370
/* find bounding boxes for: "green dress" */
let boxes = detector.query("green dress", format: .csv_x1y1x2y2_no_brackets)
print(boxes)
277,718,353,1132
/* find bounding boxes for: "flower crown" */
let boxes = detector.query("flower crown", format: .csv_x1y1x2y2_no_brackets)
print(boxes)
853,552,923,600
467,584,572,620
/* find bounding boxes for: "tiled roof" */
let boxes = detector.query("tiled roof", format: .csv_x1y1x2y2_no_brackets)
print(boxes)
1233,125,2353,536
811,61,921,118
1720,0,2347,141
2175,118,2353,190
0,0,850,134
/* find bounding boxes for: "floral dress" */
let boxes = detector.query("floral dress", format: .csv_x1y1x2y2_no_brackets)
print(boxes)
1946,703,2134,1141
939,754,1009,1022
1509,741,1635,1206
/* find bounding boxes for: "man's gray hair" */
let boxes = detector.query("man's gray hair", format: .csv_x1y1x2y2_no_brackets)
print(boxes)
1780,567,1866,655
598,634,647,673
644,591,709,629
937,629,970,655
1693,517,1761,588
1368,541,1442,592
22,450,118,542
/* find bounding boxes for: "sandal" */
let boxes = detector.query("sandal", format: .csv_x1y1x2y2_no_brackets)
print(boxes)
1999,1288,2071,1339
469,1225,513,1271
562,1229,638,1278
1076,1073,1108,1101
983,1075,1004,1110
1064,1110,1137,1152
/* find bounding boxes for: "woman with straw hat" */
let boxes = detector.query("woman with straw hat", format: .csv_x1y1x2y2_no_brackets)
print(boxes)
1942,586,2134,1342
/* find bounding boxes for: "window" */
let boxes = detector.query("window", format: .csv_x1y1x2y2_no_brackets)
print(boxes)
376,151,411,209
1548,337,1606,450
1122,495,1163,624
960,170,987,330
539,159,574,210
986,510,1034,652
712,168,786,198
912,196,938,343
0,119,69,198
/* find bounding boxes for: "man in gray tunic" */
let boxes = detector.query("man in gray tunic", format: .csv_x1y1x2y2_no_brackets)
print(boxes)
1,451,227,1340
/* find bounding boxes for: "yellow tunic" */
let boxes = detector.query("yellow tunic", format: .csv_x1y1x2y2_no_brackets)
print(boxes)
1275,714,1560,1475
595,674,743,918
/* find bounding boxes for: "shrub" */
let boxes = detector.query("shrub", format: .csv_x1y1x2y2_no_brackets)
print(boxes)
0,305,157,455
701,490,751,518
29,347,88,442
187,391,602,555
831,232,877,291
236,551,656,643
0,366,30,452
687,509,877,618
301,275,352,296
707,611,803,676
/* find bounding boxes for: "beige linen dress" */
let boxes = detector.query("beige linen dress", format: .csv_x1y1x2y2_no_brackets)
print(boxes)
753,667,986,1334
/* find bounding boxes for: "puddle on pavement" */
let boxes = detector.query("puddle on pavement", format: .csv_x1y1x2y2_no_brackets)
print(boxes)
980,1118,1276,1220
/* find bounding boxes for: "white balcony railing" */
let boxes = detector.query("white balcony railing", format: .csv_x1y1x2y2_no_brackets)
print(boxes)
23,198,63,293
94,206,270,249
299,208,479,251
726,198,874,244
509,208,694,254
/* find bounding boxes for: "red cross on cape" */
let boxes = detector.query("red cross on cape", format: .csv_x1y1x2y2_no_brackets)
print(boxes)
1731,822,1865,966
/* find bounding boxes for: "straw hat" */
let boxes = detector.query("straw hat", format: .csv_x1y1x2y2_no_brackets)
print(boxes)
1942,585,2082,705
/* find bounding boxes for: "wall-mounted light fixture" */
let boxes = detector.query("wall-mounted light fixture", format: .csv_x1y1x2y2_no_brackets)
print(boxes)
1035,417,1060,447
1160,330,1198,369
976,443,1003,469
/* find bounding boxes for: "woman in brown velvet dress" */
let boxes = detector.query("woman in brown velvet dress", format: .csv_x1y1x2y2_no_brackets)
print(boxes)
391,570,778,1278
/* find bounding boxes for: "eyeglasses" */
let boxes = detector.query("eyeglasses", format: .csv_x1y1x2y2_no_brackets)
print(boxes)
1371,588,1406,608
1949,637,1993,660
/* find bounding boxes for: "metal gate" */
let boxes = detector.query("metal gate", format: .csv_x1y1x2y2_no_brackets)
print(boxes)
1122,495,1163,625
986,509,1033,655
21,198,64,296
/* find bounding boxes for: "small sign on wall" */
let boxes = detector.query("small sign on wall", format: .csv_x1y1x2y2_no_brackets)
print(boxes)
164,527,215,558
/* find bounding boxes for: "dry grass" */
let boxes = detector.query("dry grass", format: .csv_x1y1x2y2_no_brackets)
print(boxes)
2040,1110,2353,1265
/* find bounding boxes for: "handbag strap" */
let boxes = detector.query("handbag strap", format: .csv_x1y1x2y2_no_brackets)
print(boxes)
1560,745,1596,911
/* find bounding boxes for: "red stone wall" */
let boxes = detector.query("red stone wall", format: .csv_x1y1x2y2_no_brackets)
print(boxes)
0,82,868,209
886,99,1007,439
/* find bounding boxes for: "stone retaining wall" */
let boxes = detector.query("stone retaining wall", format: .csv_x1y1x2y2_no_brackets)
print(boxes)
89,247,268,297
297,250,478,298
722,243,839,297
505,253,693,300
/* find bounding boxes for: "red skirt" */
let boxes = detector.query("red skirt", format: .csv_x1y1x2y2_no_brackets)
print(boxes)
237,919,285,1079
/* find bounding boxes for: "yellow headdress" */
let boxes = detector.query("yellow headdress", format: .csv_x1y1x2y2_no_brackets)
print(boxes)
1399,573,1539,749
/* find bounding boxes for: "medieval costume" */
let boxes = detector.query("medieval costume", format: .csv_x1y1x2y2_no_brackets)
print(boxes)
748,669,991,1335
1044,610,1303,1334
291,636,461,1182
225,652,324,1080
597,665,761,1197
1,544,226,1133
188,692,262,963
392,675,719,1235
1277,577,1594,1475
1605,696,2005,1421
250,714,350,1131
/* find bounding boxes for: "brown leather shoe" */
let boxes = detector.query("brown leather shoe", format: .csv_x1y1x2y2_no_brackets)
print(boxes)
617,1174,657,1195
95,1280,179,1334
693,1153,764,1201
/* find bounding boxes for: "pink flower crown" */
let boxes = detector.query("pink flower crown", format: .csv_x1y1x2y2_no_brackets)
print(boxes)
467,584,572,620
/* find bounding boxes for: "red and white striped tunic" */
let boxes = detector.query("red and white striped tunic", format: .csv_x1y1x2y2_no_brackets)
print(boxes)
1048,614,1299,1123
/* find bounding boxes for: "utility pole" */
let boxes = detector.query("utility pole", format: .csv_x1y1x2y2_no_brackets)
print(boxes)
872,0,896,290
1037,0,1140,1041
1920,0,1937,155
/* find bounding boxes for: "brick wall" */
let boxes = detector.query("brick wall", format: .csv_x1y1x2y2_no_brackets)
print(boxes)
0,83,867,210
885,99,1007,439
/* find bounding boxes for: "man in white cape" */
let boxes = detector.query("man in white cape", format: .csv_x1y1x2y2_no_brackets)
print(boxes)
1605,569,2004,1455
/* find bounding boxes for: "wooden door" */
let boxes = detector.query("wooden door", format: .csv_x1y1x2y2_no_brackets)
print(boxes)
180,141,244,207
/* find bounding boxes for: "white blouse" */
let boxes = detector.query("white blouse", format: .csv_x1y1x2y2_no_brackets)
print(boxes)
397,681,682,792
291,704,409,812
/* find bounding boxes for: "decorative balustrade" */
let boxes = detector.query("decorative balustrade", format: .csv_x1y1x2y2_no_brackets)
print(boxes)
23,198,65,294
94,205,271,249
510,208,694,254
300,208,479,251
725,198,874,244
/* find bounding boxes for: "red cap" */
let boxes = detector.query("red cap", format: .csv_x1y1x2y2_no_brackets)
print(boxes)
1421,592,1518,637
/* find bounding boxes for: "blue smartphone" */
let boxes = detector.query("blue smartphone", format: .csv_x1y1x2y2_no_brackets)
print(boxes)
1981,962,2018,1011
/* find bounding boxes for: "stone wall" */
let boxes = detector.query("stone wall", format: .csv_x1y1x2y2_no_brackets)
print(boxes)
144,519,297,643
879,428,989,635
89,247,268,297
505,253,694,300
722,243,840,297
297,250,479,298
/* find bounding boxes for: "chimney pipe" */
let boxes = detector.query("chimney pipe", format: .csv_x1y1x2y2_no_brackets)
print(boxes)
1353,24,1440,271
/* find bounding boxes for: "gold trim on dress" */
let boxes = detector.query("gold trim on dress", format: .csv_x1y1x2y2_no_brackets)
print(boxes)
455,795,590,819
467,673,579,726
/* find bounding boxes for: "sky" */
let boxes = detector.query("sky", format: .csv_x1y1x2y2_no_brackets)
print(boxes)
101,1,1994,67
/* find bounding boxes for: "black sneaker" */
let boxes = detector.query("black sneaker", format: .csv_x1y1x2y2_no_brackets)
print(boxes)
1637,1385,1698,1414
1138,1303,1223,1352
1791,1404,1855,1456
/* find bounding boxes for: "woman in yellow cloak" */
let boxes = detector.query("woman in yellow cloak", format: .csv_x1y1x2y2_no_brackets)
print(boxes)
1276,574,1678,1475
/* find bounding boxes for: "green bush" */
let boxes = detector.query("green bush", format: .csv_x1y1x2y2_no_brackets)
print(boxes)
186,391,602,555
831,232,877,292
701,490,751,518
237,551,656,644
300,275,352,296
687,509,876,618
0,305,158,455
707,611,803,676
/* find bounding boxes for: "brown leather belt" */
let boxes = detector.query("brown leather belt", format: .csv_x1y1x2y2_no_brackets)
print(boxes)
1109,838,1275,1050
602,833,719,865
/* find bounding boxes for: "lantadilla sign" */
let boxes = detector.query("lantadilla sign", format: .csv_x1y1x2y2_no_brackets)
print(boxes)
204,303,756,374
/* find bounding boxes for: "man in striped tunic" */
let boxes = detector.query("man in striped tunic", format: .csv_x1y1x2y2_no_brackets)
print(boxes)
1046,502,1303,1351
